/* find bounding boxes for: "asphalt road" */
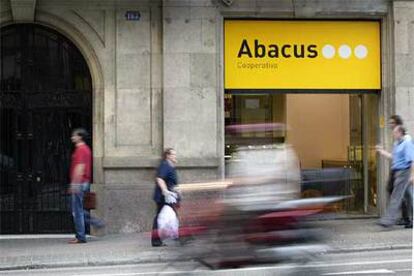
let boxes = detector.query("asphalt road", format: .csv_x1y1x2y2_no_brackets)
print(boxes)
0,248,412,276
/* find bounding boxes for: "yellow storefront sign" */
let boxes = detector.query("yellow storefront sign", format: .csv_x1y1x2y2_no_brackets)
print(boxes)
224,20,381,90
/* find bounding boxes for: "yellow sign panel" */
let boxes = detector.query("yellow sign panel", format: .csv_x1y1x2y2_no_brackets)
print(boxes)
224,20,381,90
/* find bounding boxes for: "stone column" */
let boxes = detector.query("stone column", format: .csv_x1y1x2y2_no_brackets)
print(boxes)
394,1,414,132
162,0,221,182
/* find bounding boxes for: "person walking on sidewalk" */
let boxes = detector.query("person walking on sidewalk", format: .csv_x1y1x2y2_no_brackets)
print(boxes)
151,148,179,247
376,125,414,229
68,128,104,244
387,115,411,226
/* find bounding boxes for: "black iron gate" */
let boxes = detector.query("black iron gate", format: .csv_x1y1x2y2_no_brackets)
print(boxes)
0,24,92,234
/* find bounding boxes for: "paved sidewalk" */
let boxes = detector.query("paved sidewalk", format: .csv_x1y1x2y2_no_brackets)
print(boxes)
320,219,412,253
0,219,412,271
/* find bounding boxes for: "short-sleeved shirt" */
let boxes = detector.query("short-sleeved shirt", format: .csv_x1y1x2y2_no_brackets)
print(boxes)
70,143,92,183
153,160,177,203
392,138,414,170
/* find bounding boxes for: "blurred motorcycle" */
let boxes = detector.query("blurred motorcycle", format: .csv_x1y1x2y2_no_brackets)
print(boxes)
177,141,345,268
178,187,344,268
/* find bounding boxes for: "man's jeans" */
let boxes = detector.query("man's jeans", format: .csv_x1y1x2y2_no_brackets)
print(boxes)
71,183,103,242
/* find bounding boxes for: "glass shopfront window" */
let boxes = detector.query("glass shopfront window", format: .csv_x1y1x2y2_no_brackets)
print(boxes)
225,93,286,160
224,92,379,214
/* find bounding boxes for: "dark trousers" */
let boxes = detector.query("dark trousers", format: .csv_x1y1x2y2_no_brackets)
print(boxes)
388,170,410,223
151,203,163,246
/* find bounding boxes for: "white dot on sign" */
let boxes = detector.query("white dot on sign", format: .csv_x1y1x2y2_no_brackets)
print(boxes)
354,45,368,59
339,45,352,59
322,45,335,59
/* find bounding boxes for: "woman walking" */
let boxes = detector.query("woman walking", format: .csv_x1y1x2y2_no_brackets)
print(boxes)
151,148,178,246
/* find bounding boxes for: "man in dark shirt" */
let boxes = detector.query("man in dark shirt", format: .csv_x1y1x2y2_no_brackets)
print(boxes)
151,148,178,246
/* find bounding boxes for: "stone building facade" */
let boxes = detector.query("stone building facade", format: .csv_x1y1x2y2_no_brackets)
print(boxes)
1,0,413,234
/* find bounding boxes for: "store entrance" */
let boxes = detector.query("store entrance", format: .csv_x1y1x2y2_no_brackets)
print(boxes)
224,93,379,214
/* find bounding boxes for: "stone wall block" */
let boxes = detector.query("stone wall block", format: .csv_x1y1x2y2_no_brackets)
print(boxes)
164,6,190,20
163,0,190,7
104,188,154,233
150,8,162,54
190,6,217,19
178,168,220,183
10,0,36,22
408,21,414,54
393,4,414,21
116,89,151,146
74,9,106,45
201,18,217,53
395,20,409,55
190,53,216,87
117,54,151,89
407,87,414,121
0,0,11,12
164,87,216,122
407,121,414,136
395,54,414,86
117,11,151,54
395,87,410,120
151,53,163,89
163,18,202,53
151,87,163,123
223,0,257,9
256,0,294,11
164,53,191,88
293,0,387,17
189,0,215,7
394,1,414,9
105,169,155,185
164,120,217,158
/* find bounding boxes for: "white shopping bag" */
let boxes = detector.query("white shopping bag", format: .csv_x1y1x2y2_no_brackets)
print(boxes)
157,205,179,242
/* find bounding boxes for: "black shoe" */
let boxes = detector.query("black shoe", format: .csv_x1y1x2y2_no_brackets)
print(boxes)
404,223,413,229
376,221,392,228
397,218,410,226
151,241,166,247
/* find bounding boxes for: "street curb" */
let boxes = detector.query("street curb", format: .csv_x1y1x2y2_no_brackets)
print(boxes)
0,245,411,271
327,244,412,254
0,257,186,272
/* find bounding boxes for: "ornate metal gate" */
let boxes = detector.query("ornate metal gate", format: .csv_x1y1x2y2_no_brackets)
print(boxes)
0,24,92,233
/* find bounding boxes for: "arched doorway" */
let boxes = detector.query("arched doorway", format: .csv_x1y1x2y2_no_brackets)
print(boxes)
0,24,92,233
